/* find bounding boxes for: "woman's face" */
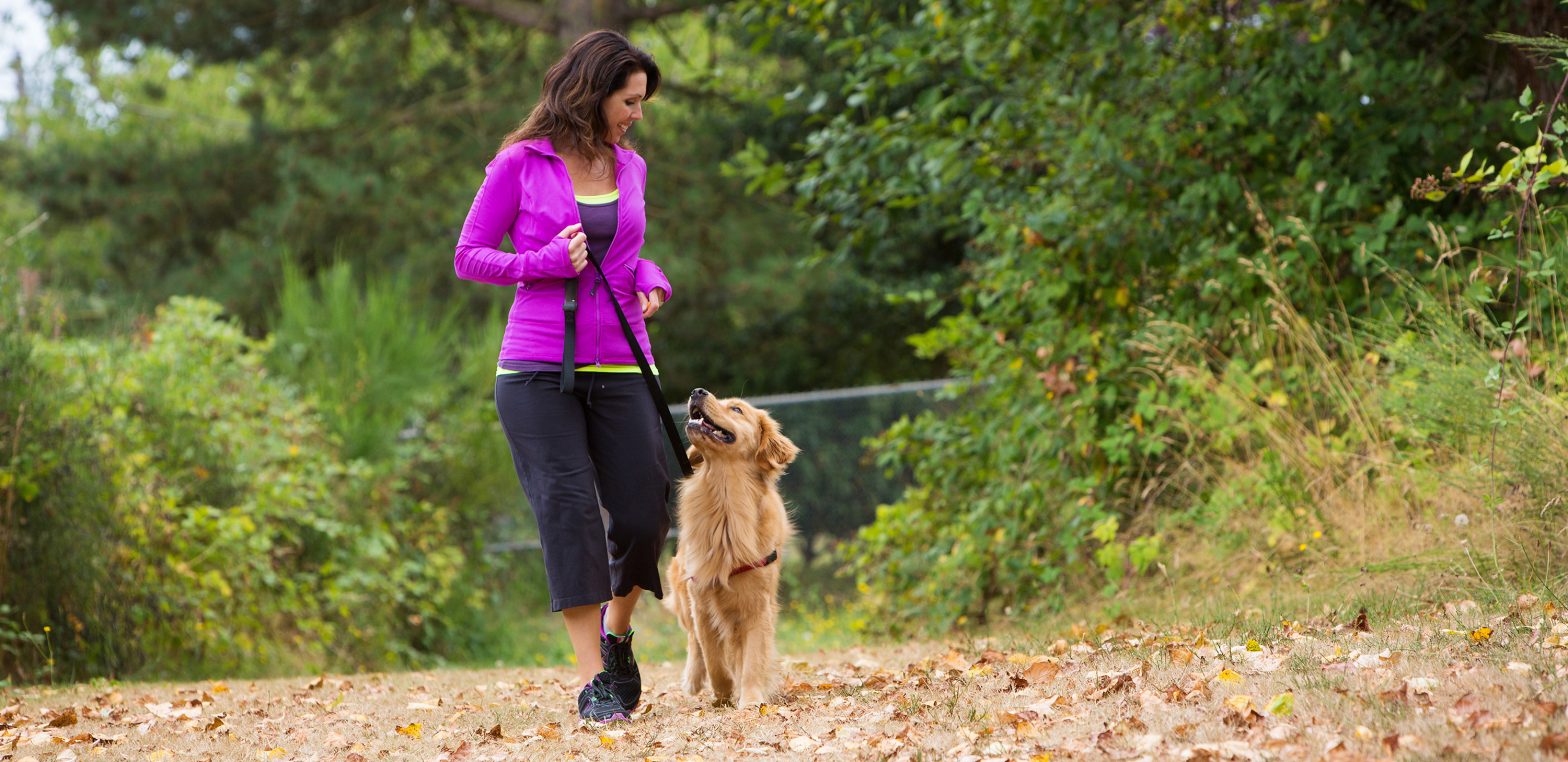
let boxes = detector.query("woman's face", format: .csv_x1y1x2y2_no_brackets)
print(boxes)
601,70,647,144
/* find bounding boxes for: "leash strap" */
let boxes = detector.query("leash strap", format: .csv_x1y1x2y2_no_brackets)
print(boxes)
583,256,693,478
560,277,578,394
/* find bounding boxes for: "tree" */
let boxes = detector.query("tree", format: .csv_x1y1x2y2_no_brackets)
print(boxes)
46,0,739,58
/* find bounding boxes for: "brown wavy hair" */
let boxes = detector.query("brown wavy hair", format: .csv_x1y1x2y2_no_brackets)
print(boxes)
500,30,660,165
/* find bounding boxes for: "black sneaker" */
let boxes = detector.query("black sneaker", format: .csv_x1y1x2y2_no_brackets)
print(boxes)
576,675,630,723
599,603,641,711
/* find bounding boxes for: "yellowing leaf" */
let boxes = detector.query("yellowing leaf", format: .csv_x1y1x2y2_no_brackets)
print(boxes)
1245,639,1262,652
1022,659,1061,684
940,650,972,672
1266,391,1288,408
1469,627,1493,643
599,735,616,748
396,722,422,739
1216,668,1243,684
1031,755,1052,762
1225,694,1255,712
210,682,230,694
1266,692,1295,716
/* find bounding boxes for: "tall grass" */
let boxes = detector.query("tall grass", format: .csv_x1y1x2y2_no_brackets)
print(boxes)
1146,229,1568,614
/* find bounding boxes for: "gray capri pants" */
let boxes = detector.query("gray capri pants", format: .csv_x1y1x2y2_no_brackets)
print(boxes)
494,370,672,611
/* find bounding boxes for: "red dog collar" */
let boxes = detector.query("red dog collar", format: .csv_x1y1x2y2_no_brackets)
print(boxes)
730,549,779,577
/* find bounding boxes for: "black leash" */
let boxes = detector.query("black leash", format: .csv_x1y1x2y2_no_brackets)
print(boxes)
560,276,578,395
573,258,693,478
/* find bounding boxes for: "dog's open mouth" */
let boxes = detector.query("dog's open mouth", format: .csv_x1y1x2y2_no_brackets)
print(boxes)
686,400,736,444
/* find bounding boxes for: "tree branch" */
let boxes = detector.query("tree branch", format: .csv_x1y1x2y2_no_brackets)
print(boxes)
624,0,734,22
448,0,554,31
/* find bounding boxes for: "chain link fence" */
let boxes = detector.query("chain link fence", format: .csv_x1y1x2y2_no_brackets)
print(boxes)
483,379,954,558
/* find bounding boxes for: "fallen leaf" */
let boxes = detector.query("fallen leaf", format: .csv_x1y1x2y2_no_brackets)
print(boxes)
47,708,77,728
1086,668,1136,700
1469,627,1493,643
210,682,230,694
940,650,972,672
1215,668,1243,684
1266,692,1294,716
1352,608,1371,632
1169,647,1195,665
397,722,422,740
1022,659,1061,684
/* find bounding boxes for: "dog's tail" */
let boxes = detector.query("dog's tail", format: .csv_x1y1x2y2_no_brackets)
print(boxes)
662,554,683,615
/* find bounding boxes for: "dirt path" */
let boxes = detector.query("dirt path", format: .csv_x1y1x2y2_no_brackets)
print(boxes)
4,596,1567,761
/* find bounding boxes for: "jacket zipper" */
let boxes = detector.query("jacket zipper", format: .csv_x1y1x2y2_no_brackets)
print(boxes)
554,150,628,368
594,160,629,366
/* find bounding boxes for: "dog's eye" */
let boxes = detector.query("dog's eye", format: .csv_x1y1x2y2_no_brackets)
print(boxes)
730,406,741,413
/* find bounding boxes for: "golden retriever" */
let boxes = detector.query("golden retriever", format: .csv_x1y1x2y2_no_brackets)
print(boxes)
665,388,799,708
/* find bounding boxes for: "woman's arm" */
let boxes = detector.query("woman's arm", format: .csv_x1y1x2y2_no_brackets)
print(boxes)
633,257,672,302
454,151,578,285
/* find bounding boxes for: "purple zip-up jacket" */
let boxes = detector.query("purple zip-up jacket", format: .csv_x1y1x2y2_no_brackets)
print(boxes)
454,138,672,367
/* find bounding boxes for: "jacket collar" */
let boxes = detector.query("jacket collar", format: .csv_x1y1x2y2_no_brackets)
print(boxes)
520,137,632,167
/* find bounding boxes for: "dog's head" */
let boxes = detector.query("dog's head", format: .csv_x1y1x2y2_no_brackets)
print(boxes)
685,388,798,474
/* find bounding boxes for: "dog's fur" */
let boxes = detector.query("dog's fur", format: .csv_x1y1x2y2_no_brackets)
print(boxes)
665,389,799,708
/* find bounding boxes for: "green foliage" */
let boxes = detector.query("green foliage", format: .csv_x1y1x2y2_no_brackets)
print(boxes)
732,0,1552,628
0,298,485,680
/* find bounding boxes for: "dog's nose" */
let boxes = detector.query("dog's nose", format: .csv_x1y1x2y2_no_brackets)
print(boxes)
691,388,710,400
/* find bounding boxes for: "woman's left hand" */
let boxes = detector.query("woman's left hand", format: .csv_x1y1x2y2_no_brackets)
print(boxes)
638,288,666,318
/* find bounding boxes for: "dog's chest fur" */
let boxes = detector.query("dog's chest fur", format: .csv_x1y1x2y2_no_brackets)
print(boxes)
675,462,792,590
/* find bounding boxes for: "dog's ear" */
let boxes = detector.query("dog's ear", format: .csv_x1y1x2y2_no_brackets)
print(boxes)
685,444,704,469
755,411,799,473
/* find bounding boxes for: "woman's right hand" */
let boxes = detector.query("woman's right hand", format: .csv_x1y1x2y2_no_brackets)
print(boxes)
557,223,588,274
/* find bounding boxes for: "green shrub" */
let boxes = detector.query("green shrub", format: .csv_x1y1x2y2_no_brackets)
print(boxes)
2,297,481,680
733,0,1534,629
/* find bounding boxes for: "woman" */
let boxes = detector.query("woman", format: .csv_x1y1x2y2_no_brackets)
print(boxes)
453,30,671,723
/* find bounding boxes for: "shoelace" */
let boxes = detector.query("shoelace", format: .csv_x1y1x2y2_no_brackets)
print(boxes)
604,640,634,672
581,679,623,716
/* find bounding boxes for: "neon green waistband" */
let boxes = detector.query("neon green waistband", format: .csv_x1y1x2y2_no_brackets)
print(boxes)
496,363,655,376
